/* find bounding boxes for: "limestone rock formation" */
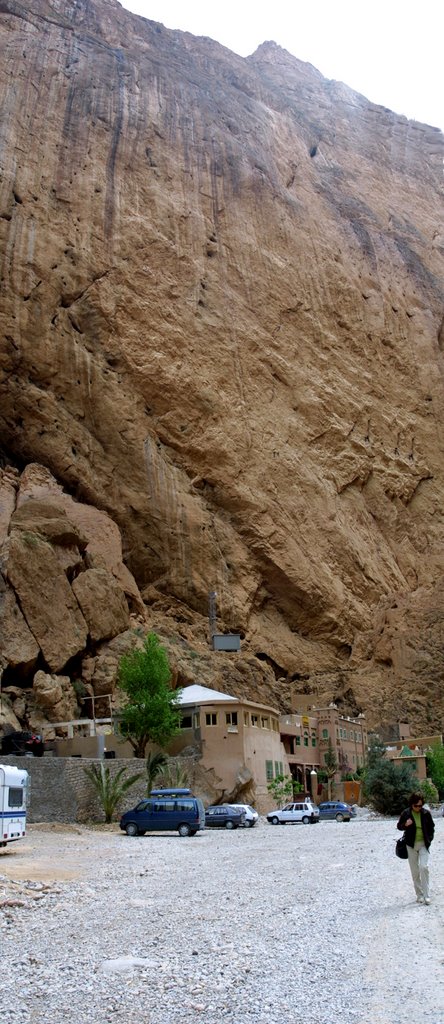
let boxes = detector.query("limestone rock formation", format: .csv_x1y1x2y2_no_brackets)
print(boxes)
0,0,443,732
0,463,143,729
32,670,80,724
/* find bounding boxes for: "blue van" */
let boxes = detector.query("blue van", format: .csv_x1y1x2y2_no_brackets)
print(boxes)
119,788,205,837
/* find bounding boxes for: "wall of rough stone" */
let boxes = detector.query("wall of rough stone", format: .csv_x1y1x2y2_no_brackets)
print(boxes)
1,755,148,823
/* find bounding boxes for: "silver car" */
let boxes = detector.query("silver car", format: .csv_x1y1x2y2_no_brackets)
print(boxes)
267,800,319,825
230,803,259,827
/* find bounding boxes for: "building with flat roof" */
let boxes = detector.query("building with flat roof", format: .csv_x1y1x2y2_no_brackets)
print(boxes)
169,684,287,810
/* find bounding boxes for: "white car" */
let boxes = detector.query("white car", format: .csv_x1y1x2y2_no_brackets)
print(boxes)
266,800,319,825
230,803,259,827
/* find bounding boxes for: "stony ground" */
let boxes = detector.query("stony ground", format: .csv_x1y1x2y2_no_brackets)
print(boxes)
0,813,443,1024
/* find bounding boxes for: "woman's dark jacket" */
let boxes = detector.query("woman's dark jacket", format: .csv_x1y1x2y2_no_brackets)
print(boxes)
397,806,435,849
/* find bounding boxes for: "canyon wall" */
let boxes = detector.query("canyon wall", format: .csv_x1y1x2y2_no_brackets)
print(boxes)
1,0,444,731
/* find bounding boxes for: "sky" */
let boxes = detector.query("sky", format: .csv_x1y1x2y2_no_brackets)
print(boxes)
120,0,444,131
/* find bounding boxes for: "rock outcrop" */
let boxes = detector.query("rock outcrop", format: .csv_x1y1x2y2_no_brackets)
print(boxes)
0,0,443,732
0,463,143,730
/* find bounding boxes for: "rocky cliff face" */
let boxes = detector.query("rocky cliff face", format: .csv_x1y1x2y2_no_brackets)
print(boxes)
1,0,443,733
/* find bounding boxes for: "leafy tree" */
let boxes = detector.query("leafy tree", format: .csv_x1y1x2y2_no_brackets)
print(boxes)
426,744,444,797
324,738,338,799
84,763,143,823
292,779,304,795
267,773,293,806
146,751,168,794
117,632,182,758
364,759,418,815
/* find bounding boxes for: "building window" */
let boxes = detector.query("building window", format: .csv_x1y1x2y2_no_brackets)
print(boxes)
261,717,269,729
226,712,238,726
266,760,273,781
181,715,192,729
251,715,259,727
274,761,280,776
205,713,218,726
304,736,309,747
311,737,316,747
322,729,328,739
296,736,301,746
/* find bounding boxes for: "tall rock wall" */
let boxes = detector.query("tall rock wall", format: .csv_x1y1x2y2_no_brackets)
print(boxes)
1,0,444,730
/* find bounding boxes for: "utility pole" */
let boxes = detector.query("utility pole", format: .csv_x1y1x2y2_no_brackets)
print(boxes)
208,590,217,641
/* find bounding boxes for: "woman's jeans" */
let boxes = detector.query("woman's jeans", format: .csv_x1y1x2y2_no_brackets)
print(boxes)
407,841,429,899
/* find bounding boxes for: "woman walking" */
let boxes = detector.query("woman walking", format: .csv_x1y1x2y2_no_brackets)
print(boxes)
397,792,435,904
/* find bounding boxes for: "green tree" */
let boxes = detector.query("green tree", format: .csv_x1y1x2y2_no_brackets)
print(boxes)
364,759,418,815
146,751,168,794
267,773,293,806
84,763,143,823
155,759,191,790
324,738,338,799
117,632,182,758
426,744,444,797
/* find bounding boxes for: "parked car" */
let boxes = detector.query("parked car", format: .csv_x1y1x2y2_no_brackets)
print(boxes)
0,730,44,757
266,800,319,825
120,788,205,837
205,805,246,829
318,801,353,822
230,803,259,827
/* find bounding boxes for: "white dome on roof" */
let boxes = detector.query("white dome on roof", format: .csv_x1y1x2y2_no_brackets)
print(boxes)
178,684,238,705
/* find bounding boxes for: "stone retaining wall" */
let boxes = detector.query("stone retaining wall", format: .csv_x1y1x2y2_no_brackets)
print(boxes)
1,755,149,823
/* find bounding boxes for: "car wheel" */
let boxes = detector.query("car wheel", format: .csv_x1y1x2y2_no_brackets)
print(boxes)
244,819,253,827
302,816,310,824
335,813,344,822
225,819,235,829
125,822,139,837
178,823,191,837
270,816,280,825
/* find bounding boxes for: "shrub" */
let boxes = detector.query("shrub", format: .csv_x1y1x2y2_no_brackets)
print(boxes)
364,759,418,815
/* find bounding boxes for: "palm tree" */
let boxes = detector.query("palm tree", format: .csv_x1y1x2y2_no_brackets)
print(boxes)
84,763,143,823
155,759,191,790
146,751,168,794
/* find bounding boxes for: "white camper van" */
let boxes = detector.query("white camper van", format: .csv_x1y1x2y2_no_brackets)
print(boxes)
0,764,29,846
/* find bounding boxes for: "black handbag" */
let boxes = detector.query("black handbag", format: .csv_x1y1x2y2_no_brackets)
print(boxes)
396,836,408,859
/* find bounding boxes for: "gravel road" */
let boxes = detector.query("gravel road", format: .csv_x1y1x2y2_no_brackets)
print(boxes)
0,814,442,1024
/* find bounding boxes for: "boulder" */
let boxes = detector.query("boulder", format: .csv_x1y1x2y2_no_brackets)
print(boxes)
32,670,80,723
6,531,88,672
72,568,130,643
0,574,40,672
